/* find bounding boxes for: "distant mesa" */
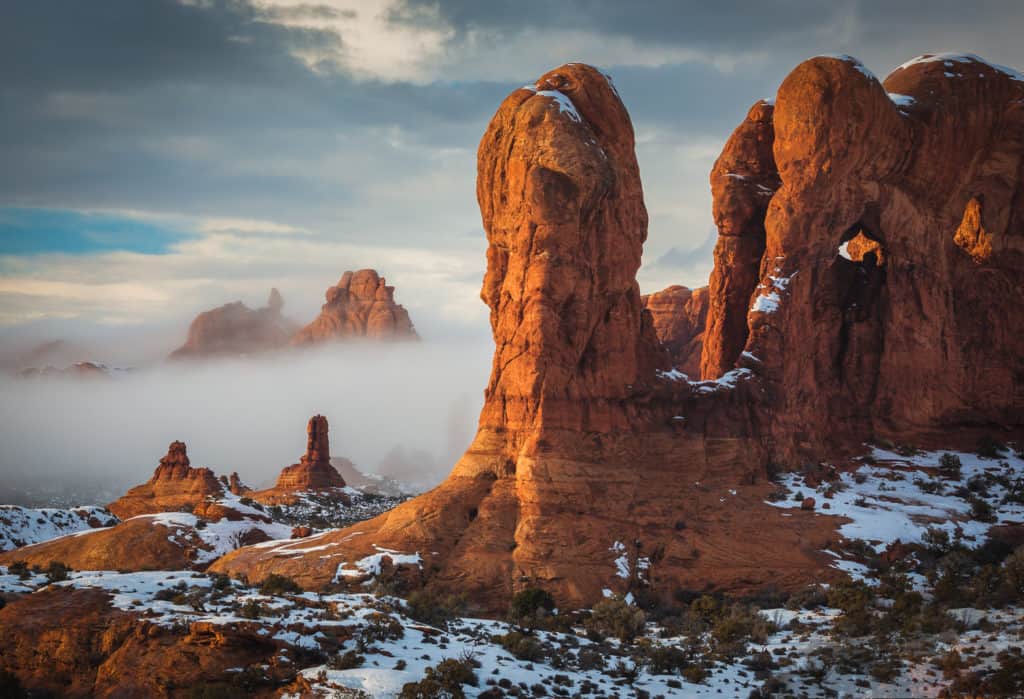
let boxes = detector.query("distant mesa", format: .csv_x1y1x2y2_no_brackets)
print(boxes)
251,415,349,505
169,270,417,360
170,287,299,359
290,269,418,346
17,361,123,380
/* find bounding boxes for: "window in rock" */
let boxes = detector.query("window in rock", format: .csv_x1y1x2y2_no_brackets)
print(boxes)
836,225,887,322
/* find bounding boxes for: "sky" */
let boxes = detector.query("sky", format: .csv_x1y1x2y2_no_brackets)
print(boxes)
2,1,1024,493
3,0,1024,342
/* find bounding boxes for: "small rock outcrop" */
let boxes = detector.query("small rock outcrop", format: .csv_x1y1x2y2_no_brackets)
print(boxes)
642,285,709,377
107,442,225,519
170,288,298,359
251,416,347,505
290,269,417,345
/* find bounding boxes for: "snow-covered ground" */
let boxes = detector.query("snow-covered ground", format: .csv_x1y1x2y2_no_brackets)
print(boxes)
1,444,1021,697
2,564,1020,699
768,445,1024,581
0,505,118,551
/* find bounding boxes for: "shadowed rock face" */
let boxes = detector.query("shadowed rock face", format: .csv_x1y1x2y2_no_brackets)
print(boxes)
290,269,417,345
212,63,835,610
643,285,709,378
701,53,1024,462
170,288,298,359
107,442,225,520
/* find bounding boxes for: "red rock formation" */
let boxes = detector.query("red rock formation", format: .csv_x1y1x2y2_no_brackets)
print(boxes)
642,285,709,377
726,53,1024,462
0,516,194,571
702,99,780,380
250,416,347,505
107,442,225,519
170,288,298,359
220,472,250,496
0,587,295,698
290,269,417,345
213,63,836,609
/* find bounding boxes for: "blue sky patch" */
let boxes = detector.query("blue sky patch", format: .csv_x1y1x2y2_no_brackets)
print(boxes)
0,208,192,256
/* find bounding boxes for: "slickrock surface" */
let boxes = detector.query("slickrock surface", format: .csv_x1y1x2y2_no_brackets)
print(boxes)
290,269,417,345
170,288,298,359
643,285,709,378
107,441,224,519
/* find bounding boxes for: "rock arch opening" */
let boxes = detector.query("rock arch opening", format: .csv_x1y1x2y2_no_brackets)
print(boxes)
834,224,887,405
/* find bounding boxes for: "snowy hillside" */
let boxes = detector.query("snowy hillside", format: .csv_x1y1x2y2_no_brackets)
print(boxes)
0,505,118,551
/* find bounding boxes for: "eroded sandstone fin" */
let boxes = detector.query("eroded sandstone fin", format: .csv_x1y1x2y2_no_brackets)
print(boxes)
702,99,779,380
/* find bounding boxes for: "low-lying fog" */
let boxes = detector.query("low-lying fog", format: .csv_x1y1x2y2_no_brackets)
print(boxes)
0,339,492,502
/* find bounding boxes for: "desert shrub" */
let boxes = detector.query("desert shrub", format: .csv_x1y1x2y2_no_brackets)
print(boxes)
682,664,708,684
709,605,769,657
786,584,828,610
976,435,1005,459
186,685,247,699
329,650,365,670
575,647,605,671
208,572,233,591
359,612,405,646
45,560,70,583
915,477,945,495
7,560,30,580
585,596,646,643
507,587,555,630
641,643,691,674
967,496,996,523
986,647,1024,696
827,581,875,637
258,573,301,595
406,589,465,628
399,658,478,699
1001,547,1024,602
869,657,901,683
938,453,963,479
495,631,544,661
238,599,265,619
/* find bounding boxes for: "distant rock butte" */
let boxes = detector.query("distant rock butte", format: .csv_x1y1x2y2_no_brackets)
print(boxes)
106,441,225,520
170,287,298,359
251,415,348,505
642,285,709,378
290,269,418,345
212,63,839,609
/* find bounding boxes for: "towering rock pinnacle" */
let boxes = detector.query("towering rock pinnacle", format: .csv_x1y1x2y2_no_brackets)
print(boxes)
107,441,225,519
213,63,829,608
251,416,346,504
290,269,418,345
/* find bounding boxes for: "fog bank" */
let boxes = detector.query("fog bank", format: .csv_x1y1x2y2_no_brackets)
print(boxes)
0,339,492,498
